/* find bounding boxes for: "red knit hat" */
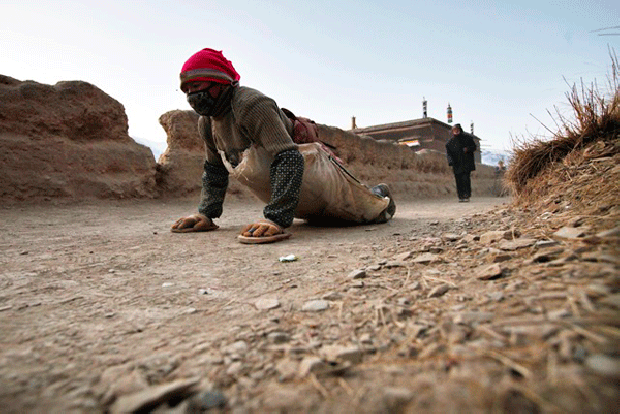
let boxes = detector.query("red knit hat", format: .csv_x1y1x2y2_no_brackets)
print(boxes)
180,48,240,91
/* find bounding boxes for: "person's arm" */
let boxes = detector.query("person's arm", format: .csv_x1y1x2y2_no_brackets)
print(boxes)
263,148,304,228
238,95,303,228
446,141,455,166
197,116,229,220
462,134,477,153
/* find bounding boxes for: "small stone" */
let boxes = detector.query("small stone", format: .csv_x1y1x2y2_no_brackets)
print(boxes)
429,220,439,226
477,264,503,280
490,254,513,263
479,231,506,245
109,378,199,414
412,253,440,264
366,265,382,271
297,356,327,377
223,341,248,355
427,284,450,298
226,361,244,376
585,284,612,298
392,251,413,261
530,249,562,263
487,292,504,302
407,281,422,291
19,251,28,255
582,252,620,264
320,344,364,364
596,227,620,238
275,358,299,381
535,239,560,248
453,311,494,324
599,294,620,309
498,238,536,251
348,269,367,279
161,282,174,288
322,292,343,301
553,227,586,240
187,390,228,411
396,297,411,306
255,298,281,310
301,300,329,312
384,261,406,268
584,355,620,379
442,233,461,242
383,387,414,408
268,332,290,344
462,234,478,243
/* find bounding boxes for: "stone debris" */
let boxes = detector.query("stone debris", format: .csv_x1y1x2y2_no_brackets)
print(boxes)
476,263,503,280
186,390,228,411
109,378,200,414
348,269,367,279
427,284,450,298
498,238,537,250
596,226,620,238
320,344,364,364
301,300,329,312
479,230,506,244
412,253,440,264
453,311,494,325
392,251,413,261
584,355,620,379
255,298,281,310
553,226,587,240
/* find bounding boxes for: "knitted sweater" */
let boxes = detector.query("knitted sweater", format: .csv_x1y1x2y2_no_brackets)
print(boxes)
197,86,304,228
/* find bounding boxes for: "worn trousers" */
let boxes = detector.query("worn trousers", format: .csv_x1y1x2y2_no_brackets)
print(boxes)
454,171,472,199
222,143,390,224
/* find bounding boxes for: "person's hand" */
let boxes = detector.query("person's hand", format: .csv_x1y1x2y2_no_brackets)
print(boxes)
240,219,284,237
462,147,468,153
171,214,219,233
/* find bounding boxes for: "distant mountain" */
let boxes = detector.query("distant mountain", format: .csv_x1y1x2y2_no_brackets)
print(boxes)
132,136,167,161
481,149,512,167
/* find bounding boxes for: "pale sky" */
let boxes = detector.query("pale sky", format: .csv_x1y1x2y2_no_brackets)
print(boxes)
2,0,618,154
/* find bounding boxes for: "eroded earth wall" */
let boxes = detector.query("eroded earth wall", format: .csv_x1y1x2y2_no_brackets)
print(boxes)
0,75,157,201
0,74,498,203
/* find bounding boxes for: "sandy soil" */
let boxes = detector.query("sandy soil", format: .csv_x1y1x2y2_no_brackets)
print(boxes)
0,196,509,412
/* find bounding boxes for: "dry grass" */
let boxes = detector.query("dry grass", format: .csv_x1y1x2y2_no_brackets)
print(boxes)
506,51,620,197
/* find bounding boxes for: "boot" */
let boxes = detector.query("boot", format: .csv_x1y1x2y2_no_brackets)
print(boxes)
371,183,396,222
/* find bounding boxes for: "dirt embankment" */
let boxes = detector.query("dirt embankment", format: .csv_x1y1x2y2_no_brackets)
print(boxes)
0,74,500,205
0,75,157,201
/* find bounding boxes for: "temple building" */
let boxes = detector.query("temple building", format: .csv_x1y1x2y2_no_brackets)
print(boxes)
351,117,482,164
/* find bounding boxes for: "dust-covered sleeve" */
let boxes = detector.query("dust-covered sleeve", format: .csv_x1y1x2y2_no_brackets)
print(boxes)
197,116,229,219
236,93,303,228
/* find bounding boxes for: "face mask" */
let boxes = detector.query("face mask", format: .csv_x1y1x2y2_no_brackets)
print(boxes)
187,90,218,116
187,83,234,117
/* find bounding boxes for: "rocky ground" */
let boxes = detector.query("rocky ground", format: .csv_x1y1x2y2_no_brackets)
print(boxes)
0,190,617,413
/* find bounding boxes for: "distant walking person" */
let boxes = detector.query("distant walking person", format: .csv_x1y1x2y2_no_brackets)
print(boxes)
446,123,477,202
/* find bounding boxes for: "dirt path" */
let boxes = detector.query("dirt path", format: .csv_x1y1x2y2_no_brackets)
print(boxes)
0,196,509,412
7,194,618,413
